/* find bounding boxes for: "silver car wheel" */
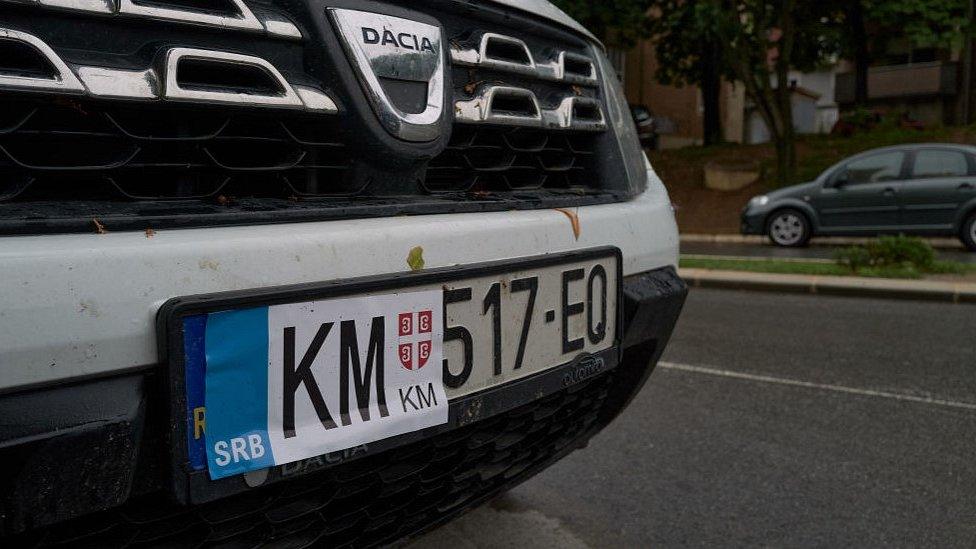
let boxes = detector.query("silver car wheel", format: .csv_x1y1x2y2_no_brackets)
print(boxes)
769,212,805,246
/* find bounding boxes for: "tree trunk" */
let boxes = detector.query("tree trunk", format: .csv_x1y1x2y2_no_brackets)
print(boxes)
780,123,797,184
774,138,788,189
714,0,796,183
774,0,798,185
775,78,797,185
962,0,975,124
772,86,797,185
701,39,723,146
849,2,869,106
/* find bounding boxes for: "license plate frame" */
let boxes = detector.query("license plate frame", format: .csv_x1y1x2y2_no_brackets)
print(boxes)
158,247,622,504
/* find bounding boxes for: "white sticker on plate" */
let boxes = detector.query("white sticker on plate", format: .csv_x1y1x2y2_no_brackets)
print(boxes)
201,290,448,479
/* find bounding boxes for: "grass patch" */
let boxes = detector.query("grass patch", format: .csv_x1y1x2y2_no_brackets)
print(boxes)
680,257,976,280
833,236,976,278
928,261,976,275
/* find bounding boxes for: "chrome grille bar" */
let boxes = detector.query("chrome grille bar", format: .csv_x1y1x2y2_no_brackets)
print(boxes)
450,32,599,87
0,28,86,94
0,28,337,112
38,0,113,14
1,0,302,40
117,0,263,32
455,85,606,131
162,48,303,108
75,67,157,99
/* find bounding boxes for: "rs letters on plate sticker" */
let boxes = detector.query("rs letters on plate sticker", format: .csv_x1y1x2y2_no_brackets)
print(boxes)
199,290,447,479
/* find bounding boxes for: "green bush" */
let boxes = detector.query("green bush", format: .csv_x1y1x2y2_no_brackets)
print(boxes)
834,246,872,271
868,236,936,269
840,107,880,130
835,236,936,273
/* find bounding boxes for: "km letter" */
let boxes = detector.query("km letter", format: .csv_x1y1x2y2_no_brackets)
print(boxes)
283,323,338,438
339,317,389,426
399,383,438,412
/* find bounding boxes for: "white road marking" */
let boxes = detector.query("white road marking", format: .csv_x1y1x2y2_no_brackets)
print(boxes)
658,361,976,412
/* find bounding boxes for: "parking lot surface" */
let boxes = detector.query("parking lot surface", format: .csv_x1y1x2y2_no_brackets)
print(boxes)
414,289,976,547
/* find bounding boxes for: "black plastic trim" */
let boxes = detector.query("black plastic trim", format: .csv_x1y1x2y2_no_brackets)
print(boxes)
0,190,630,235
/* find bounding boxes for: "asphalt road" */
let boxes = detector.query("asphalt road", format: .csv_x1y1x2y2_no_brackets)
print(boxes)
683,241,976,264
414,288,976,548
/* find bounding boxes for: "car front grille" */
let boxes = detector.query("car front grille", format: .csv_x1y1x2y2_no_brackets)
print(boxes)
0,0,634,234
425,127,597,193
1,98,354,202
13,373,613,548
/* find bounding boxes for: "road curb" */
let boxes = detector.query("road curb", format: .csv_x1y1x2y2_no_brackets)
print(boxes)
681,233,966,250
679,268,976,304
682,253,835,264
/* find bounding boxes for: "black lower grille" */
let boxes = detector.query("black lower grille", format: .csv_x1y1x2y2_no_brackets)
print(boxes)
1,98,355,203
13,374,613,548
425,127,597,193
0,97,622,234
0,99,600,201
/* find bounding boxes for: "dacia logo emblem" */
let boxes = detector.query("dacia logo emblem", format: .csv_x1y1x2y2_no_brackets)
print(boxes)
329,9,445,143
361,27,436,53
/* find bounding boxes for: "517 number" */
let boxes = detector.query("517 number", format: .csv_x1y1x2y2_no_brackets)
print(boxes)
441,266,609,389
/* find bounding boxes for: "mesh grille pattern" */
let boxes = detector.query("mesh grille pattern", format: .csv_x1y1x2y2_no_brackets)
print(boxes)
425,127,597,193
0,99,606,210
0,99,354,203
16,374,612,549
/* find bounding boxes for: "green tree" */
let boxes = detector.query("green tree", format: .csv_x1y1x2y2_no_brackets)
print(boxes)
550,0,655,47
842,0,972,107
869,0,971,51
649,1,842,185
648,2,731,145
555,0,726,144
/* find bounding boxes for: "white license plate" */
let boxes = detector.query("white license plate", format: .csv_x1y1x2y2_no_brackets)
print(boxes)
179,252,618,480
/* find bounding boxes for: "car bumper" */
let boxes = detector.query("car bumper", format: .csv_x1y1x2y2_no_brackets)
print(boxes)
1,265,686,543
741,208,766,235
0,170,684,540
0,182,677,394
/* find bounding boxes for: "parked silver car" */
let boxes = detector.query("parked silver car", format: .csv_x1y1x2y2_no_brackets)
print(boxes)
742,144,976,250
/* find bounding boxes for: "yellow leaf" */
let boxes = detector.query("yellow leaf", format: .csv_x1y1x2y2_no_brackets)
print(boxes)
407,246,425,271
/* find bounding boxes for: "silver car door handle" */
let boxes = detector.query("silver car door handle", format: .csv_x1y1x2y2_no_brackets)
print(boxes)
882,187,897,196
959,183,974,190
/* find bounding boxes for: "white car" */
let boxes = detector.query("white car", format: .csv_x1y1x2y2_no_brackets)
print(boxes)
0,0,685,545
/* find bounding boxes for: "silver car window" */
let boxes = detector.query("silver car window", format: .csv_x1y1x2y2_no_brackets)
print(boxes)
843,152,905,184
912,150,969,179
